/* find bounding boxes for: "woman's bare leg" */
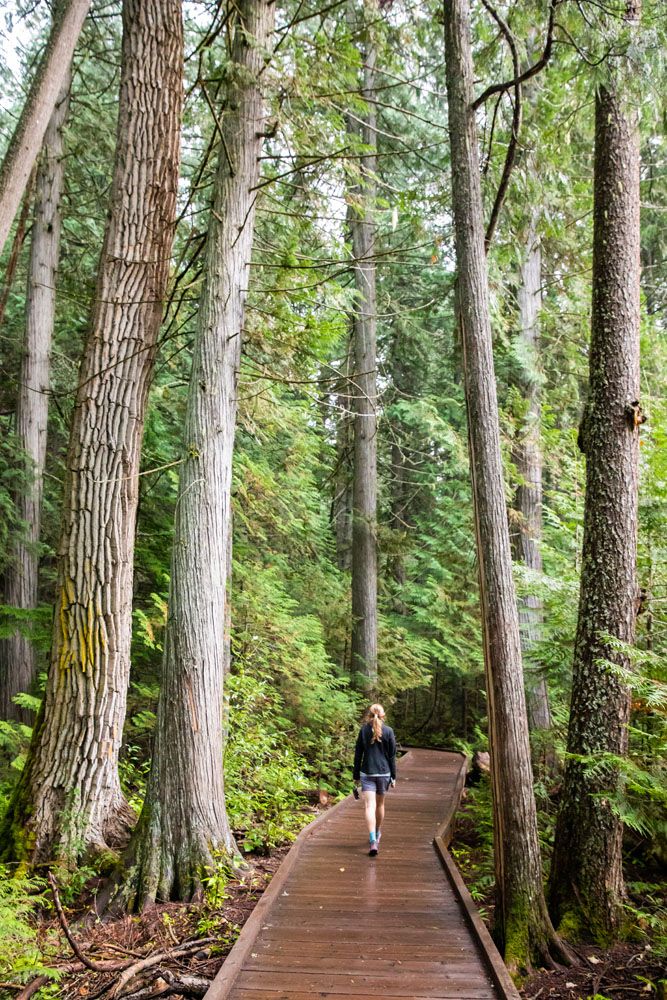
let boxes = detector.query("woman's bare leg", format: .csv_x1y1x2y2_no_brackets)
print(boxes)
375,793,385,837
362,790,376,837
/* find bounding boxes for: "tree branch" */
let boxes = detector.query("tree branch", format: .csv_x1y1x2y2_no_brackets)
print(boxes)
481,0,522,251
472,0,559,111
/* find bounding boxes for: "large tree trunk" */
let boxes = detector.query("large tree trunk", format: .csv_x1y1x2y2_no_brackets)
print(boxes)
549,7,641,943
349,6,378,694
0,0,183,864
511,218,552,734
0,75,70,724
0,0,90,257
443,0,568,972
126,0,274,908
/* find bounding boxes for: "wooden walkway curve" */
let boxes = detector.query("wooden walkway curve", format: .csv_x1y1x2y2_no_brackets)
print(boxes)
206,748,519,1000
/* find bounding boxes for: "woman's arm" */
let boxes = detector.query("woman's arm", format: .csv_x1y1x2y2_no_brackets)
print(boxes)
386,728,397,780
353,728,364,782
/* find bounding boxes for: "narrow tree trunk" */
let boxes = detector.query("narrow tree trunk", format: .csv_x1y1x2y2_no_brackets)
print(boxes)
511,218,552,734
443,0,568,971
349,5,378,694
126,0,274,908
549,7,641,942
0,76,70,724
1,0,183,863
0,0,90,257
333,336,354,573
0,169,35,333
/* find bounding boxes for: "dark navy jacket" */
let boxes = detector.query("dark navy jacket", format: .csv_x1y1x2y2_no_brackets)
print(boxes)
353,722,397,781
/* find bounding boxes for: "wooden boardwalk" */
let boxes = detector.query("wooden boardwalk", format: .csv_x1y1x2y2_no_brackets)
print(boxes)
206,749,519,1000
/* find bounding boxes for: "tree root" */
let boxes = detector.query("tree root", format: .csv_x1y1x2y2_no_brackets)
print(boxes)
110,942,214,998
117,969,211,999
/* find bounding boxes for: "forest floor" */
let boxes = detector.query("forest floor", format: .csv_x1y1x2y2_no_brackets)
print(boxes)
454,798,667,1000
9,845,291,1000
8,794,665,1000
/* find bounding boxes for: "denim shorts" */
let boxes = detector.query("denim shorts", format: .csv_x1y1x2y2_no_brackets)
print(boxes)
360,774,391,794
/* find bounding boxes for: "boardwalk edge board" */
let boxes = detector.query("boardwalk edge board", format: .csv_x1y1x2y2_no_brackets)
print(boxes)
204,748,521,1000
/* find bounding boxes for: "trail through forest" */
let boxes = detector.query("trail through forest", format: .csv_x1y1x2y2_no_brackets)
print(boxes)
0,0,665,995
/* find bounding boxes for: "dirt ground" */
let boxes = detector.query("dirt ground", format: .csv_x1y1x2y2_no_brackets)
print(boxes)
521,942,666,1000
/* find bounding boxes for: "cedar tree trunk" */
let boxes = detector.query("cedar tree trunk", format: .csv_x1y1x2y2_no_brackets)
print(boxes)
0,74,70,723
126,0,275,907
443,0,569,972
549,6,641,942
349,7,379,694
512,218,552,734
0,0,183,863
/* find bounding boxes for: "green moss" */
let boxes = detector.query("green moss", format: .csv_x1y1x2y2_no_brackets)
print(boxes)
502,902,532,980
556,905,590,944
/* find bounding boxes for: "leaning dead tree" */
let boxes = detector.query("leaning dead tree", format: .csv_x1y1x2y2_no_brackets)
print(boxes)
0,0,90,256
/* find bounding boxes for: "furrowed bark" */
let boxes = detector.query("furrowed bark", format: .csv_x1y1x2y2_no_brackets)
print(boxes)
348,1,379,694
549,5,641,942
125,0,275,908
443,0,569,972
0,0,90,257
0,0,183,863
0,74,70,724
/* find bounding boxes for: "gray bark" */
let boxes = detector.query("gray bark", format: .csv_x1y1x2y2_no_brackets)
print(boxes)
549,9,641,940
512,219,552,733
333,337,354,573
1,0,183,863
0,0,90,256
349,7,378,694
0,76,69,723
127,0,274,907
443,0,568,971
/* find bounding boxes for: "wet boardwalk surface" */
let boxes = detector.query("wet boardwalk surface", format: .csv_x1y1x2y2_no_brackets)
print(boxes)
207,749,503,1000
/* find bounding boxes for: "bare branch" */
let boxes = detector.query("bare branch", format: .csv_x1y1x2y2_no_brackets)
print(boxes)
481,0,522,251
472,0,559,111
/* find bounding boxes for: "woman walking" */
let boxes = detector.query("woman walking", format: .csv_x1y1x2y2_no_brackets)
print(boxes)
353,703,397,856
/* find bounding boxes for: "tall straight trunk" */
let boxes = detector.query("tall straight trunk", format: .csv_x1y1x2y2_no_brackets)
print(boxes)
0,0,90,257
126,0,274,908
0,75,70,724
549,5,641,942
1,0,183,863
512,218,552,734
349,5,378,694
333,337,354,573
443,0,568,971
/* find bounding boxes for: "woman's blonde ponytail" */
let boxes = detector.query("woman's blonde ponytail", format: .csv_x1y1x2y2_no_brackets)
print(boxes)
368,703,385,743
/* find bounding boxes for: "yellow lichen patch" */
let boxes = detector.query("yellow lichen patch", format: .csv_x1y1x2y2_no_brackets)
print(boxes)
57,581,107,672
